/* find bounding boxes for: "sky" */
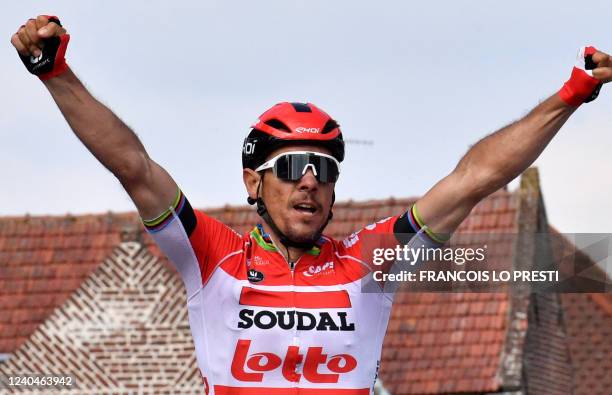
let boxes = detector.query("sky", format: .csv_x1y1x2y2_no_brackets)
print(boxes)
2,0,611,248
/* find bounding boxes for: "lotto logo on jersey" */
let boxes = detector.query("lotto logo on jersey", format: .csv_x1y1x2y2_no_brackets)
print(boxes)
231,339,357,383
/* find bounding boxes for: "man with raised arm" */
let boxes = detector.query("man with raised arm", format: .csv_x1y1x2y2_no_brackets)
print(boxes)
12,15,611,394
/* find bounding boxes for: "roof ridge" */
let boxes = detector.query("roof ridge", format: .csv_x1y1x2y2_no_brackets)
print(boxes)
1,191,517,221
0,210,139,221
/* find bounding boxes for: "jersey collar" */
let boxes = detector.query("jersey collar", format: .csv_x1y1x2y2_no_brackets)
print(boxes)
251,224,323,256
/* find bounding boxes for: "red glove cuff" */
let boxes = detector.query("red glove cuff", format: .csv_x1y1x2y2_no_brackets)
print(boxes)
558,46,602,106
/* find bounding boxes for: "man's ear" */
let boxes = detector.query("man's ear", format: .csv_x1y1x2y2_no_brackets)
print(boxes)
243,168,261,201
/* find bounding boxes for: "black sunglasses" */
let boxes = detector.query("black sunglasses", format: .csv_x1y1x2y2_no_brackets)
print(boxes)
255,151,341,183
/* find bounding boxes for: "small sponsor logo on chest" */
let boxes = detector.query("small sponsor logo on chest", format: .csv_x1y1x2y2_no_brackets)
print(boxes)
303,261,334,277
247,269,264,283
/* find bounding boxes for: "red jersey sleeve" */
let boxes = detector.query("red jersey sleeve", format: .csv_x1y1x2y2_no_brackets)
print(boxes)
337,215,400,271
337,204,448,271
189,209,243,283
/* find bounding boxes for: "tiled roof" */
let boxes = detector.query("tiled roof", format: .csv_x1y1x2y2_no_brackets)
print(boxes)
550,229,612,395
562,292,612,395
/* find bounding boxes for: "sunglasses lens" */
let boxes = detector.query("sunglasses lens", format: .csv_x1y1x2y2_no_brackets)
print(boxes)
273,154,293,180
273,153,339,183
312,154,336,183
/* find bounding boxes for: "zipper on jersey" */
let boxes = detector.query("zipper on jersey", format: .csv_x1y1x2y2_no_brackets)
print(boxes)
290,258,298,390
267,234,303,273
265,231,301,387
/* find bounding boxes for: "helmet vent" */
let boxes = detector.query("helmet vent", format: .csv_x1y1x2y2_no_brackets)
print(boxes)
321,119,339,134
264,119,291,133
290,102,312,112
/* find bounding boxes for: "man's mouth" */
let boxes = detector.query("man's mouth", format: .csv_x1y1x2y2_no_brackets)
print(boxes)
293,202,317,215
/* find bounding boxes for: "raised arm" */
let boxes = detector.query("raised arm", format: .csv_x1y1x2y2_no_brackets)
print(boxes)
11,15,177,219
415,47,612,237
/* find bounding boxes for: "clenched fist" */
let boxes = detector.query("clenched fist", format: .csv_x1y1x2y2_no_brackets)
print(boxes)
589,50,612,83
11,15,70,80
558,46,612,106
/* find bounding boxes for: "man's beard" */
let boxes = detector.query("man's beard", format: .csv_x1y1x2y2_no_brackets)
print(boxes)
283,221,325,244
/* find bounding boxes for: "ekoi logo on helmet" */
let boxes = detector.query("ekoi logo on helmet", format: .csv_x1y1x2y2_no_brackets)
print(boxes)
243,139,257,155
295,127,320,134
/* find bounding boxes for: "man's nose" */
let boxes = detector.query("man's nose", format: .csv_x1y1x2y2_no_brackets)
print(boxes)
297,168,319,190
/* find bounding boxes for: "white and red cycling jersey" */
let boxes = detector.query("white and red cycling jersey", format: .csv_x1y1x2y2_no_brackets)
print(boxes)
143,190,440,394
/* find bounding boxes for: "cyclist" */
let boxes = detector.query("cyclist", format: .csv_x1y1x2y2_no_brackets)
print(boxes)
12,15,611,394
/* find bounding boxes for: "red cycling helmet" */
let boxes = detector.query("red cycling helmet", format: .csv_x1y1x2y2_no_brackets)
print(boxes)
242,102,345,170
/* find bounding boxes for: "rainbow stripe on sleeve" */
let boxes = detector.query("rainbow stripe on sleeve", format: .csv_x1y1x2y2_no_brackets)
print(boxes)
407,204,450,245
142,188,186,233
